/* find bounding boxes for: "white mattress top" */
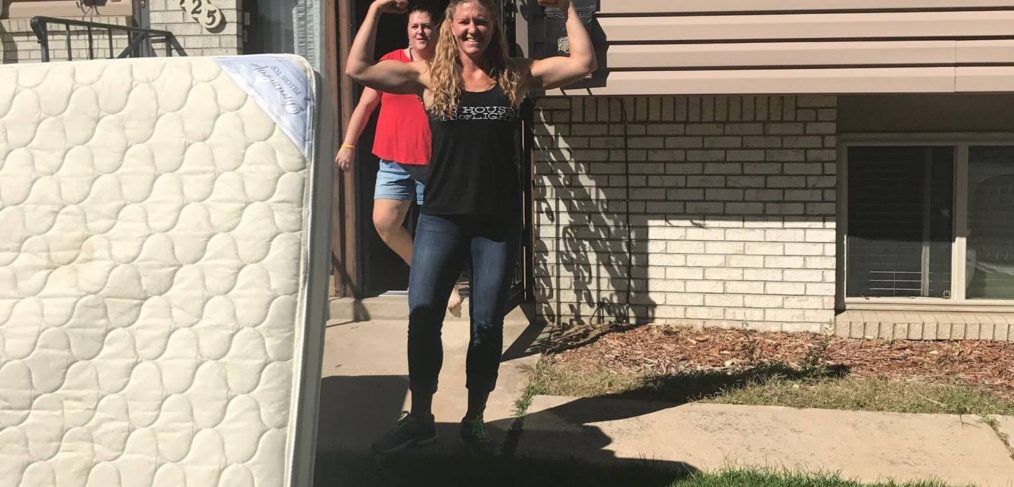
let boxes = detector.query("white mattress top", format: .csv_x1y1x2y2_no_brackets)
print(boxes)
0,54,321,487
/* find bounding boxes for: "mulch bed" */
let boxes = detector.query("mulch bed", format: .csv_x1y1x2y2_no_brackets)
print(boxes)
546,324,1014,398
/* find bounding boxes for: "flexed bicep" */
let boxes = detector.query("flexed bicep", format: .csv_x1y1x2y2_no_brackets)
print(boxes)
350,59,428,95
345,0,430,95
529,0,596,91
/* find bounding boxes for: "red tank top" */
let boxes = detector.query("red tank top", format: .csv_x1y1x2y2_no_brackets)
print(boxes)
372,49,431,165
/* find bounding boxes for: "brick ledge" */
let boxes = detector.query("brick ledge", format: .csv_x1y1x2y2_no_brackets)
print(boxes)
835,310,1014,341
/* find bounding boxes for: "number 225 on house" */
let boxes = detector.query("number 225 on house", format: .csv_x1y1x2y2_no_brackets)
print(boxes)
178,0,225,30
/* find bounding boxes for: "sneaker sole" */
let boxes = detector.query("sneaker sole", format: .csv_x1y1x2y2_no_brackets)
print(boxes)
372,433,438,455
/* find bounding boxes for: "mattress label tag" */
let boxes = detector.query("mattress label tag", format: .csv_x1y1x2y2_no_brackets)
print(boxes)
215,55,315,158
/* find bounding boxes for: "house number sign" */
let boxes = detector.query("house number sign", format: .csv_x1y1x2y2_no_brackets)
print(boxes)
179,0,225,30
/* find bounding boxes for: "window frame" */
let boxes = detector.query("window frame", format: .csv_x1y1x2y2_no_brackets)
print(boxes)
839,133,1014,311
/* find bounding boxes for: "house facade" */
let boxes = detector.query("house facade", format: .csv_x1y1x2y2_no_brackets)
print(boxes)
0,0,244,62
529,0,1014,339
4,0,1013,340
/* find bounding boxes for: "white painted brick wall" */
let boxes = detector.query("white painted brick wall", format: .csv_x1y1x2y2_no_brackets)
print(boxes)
148,0,241,56
534,95,838,333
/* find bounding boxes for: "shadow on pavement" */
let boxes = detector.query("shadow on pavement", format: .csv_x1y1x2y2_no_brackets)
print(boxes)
317,375,409,453
314,444,696,487
603,363,850,405
315,374,698,487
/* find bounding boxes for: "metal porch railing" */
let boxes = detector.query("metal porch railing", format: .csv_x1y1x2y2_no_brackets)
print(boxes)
30,16,186,62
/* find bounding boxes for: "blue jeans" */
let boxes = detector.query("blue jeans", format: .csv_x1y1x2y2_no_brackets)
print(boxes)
407,213,520,394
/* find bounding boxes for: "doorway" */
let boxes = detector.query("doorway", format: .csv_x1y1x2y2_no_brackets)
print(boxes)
351,0,449,297
241,0,298,54
348,0,532,302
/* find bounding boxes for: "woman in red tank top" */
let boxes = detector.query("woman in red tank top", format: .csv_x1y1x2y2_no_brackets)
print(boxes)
335,3,464,310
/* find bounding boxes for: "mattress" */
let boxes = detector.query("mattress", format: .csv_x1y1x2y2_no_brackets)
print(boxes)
0,54,332,487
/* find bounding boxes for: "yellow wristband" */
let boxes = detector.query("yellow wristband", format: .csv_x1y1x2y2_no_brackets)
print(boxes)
341,144,355,150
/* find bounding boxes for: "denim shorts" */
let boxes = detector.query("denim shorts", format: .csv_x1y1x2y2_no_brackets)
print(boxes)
374,160,428,206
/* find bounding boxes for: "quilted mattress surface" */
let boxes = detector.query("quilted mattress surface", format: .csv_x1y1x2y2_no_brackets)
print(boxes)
0,55,331,487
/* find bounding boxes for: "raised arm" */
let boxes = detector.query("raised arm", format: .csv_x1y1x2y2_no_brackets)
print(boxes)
528,0,597,91
335,87,381,172
345,0,429,95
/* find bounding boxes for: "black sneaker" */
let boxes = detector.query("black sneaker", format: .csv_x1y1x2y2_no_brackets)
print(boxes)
372,412,438,454
458,415,498,457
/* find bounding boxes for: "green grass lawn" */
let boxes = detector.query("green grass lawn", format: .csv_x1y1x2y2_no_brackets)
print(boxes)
523,357,1014,416
314,450,965,487
714,376,1014,415
673,469,962,487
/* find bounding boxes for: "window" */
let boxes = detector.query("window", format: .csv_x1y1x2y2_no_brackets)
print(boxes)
967,147,1014,300
846,143,1014,302
847,147,953,298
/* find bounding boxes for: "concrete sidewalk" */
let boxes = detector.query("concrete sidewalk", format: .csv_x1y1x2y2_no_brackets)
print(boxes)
316,299,539,454
518,396,1014,487
317,305,1014,486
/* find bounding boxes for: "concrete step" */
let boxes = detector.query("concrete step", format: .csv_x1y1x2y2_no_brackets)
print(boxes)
328,295,535,325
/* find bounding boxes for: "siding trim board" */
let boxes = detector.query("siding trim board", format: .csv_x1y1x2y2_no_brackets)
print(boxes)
609,41,1014,70
557,68,963,96
553,1,1014,95
608,42,954,70
599,1,1014,15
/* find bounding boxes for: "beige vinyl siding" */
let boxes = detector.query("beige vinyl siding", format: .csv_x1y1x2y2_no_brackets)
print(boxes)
551,1,1014,95
612,40,1014,70
599,0,1014,14
600,11,1014,42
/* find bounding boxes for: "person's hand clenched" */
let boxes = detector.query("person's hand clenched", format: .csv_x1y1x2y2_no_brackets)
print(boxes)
373,0,408,14
335,146,355,172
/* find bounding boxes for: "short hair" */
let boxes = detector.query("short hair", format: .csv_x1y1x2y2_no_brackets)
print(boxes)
408,1,441,23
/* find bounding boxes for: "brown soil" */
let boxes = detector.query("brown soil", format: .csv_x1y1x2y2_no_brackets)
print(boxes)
547,324,1014,398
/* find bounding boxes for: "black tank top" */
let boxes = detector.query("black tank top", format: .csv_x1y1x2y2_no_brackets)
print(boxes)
423,85,520,217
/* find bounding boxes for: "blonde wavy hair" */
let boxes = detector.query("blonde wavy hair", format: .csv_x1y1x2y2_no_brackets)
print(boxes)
428,0,525,118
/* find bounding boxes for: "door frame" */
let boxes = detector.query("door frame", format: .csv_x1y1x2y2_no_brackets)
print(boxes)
133,0,150,28
133,0,152,57
325,0,360,298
